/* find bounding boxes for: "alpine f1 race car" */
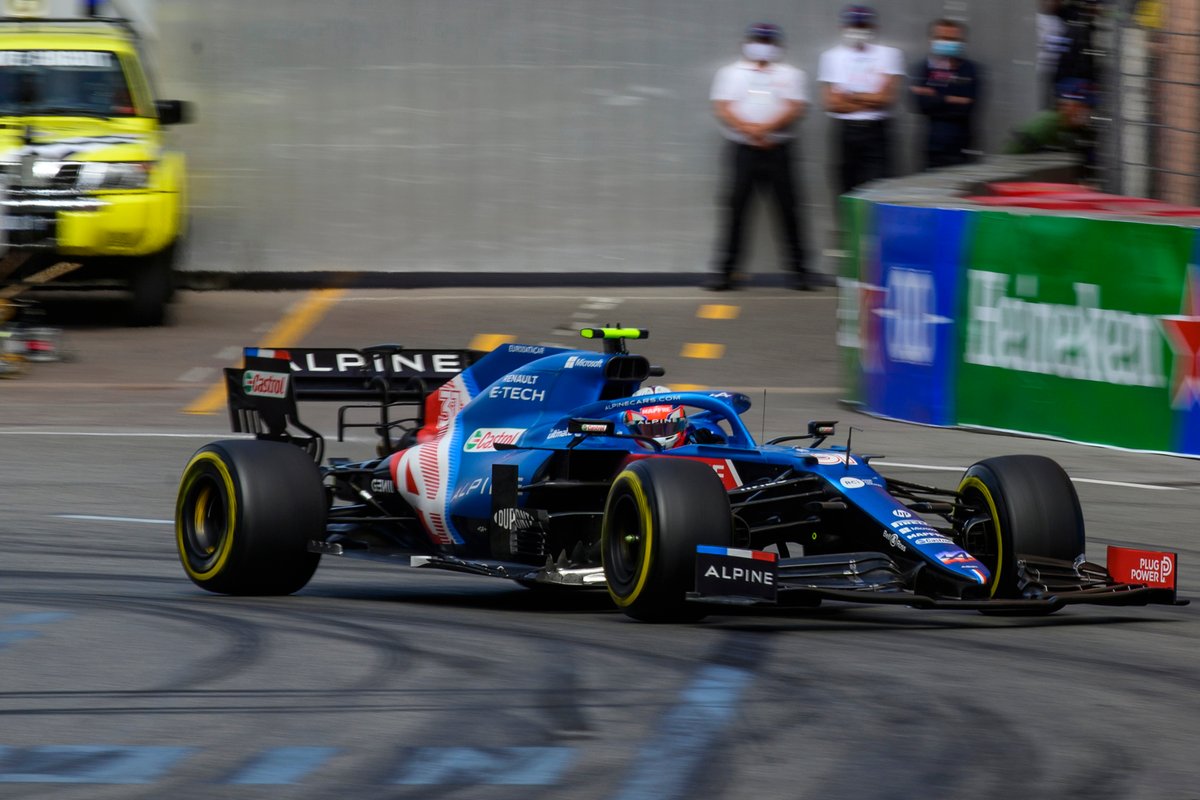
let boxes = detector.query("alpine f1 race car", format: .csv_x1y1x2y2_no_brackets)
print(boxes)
174,328,1185,622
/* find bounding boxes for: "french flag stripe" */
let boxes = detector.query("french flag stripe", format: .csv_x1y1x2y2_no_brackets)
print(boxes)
244,348,290,360
695,545,777,562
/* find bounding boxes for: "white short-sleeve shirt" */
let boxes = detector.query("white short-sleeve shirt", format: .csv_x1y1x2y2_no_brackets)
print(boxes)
710,60,808,144
818,43,906,121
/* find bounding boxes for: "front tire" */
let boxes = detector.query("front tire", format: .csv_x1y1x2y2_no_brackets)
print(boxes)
175,439,325,595
957,455,1085,600
127,244,177,327
601,458,734,622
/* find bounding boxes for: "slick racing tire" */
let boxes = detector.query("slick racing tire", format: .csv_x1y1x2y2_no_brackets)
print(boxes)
957,455,1085,600
601,458,734,623
176,439,325,595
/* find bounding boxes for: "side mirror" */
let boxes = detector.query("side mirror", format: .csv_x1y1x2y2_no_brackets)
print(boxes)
156,99,194,125
807,420,838,438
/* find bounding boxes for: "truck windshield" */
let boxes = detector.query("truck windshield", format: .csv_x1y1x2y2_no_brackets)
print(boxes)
0,50,135,117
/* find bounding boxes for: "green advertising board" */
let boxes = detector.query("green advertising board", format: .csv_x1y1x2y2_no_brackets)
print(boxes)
837,196,871,407
957,213,1194,451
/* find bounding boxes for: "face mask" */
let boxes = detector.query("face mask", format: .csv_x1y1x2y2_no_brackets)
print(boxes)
931,40,964,58
743,43,781,63
843,28,873,46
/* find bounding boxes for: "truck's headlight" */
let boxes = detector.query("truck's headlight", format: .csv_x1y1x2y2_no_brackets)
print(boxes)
77,162,152,191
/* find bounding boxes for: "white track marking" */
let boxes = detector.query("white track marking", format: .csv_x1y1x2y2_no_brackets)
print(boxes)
876,461,1181,492
338,293,835,303
3,433,1178,492
56,515,173,525
176,367,215,383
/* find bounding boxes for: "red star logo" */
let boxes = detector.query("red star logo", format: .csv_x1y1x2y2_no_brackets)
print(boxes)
1160,265,1200,410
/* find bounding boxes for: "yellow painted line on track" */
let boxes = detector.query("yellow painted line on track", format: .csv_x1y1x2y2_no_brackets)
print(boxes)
681,343,726,360
183,288,347,415
468,333,516,352
697,304,740,320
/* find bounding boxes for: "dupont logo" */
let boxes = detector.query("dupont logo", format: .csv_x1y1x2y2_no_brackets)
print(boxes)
464,428,525,452
243,370,289,399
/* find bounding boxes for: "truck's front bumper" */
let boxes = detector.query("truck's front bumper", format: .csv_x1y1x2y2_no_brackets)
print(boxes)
3,191,177,256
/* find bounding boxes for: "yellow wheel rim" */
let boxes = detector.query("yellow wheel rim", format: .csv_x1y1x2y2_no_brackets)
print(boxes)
959,476,1004,598
175,451,238,581
604,470,654,608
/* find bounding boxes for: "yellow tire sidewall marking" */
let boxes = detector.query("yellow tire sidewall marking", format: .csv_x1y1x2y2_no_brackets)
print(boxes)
606,470,655,608
176,451,238,581
959,475,1004,598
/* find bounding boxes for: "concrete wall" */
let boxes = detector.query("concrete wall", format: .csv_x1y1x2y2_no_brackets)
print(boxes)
151,0,1047,277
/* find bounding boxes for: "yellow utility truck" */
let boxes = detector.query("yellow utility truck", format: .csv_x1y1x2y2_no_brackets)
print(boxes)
1,0,190,325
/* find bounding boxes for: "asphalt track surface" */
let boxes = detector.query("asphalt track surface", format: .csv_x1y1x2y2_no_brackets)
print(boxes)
1,287,1196,799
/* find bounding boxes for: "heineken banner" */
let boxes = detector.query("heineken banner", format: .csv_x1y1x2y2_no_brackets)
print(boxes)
960,213,1194,453
840,204,1200,456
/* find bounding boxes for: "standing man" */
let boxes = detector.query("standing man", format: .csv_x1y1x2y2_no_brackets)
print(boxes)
910,18,982,170
709,22,812,292
1053,0,1102,90
819,5,906,195
1037,0,1070,107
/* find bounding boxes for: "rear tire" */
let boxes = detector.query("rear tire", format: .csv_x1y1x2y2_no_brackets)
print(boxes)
601,458,733,622
957,455,1085,600
175,439,325,595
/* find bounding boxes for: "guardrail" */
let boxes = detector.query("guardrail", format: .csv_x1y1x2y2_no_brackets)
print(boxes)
839,154,1200,457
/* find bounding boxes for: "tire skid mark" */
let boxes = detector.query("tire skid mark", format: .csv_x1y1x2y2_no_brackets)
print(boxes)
611,632,768,800
730,645,1042,800
0,591,264,694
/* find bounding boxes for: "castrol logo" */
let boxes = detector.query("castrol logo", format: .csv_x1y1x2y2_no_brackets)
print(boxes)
463,428,525,452
243,370,289,399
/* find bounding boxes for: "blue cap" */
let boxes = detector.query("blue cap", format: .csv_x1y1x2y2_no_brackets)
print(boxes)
1057,78,1096,106
745,22,784,43
841,5,877,27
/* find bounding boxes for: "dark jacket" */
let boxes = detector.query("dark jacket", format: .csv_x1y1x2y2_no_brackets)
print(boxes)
910,56,982,167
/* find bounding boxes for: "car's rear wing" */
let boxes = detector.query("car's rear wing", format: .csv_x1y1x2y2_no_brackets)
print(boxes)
225,346,482,459
244,346,481,401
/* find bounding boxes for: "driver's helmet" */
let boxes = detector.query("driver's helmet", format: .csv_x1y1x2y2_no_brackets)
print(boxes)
622,385,688,449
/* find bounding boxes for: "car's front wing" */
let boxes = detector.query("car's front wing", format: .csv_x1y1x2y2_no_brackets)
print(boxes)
688,546,1187,612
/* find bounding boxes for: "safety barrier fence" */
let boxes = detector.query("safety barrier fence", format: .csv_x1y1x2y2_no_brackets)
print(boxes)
839,155,1200,457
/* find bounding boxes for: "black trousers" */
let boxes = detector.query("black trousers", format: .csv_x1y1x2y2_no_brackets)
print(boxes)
714,140,809,278
835,118,894,195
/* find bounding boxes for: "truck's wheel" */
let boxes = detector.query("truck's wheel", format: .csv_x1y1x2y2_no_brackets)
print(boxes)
176,439,325,595
957,455,1086,600
127,244,176,327
601,458,733,622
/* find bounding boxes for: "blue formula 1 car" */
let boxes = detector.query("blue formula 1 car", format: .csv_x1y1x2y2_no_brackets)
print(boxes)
174,328,1184,622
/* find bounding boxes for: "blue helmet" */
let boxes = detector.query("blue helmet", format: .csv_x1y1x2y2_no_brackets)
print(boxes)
745,22,784,43
841,5,877,27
